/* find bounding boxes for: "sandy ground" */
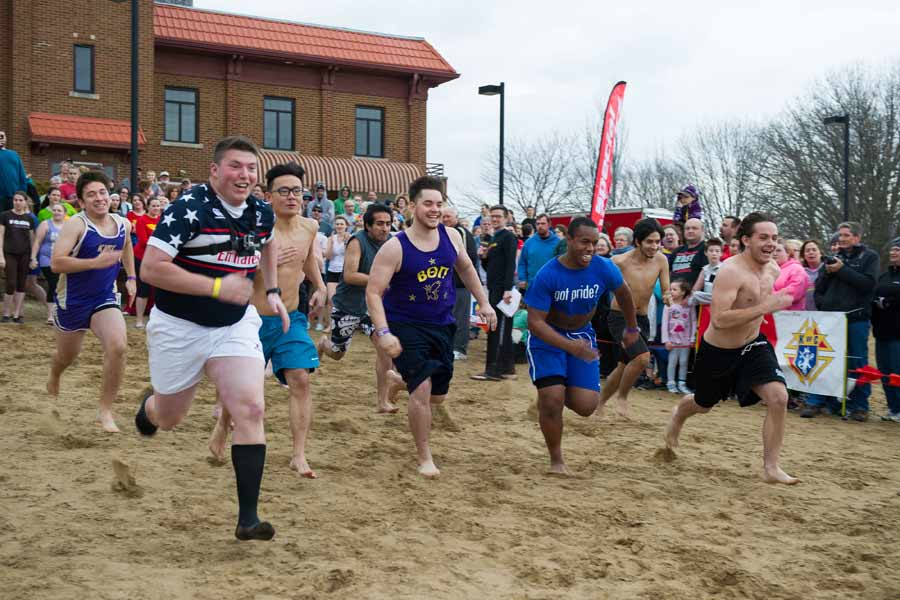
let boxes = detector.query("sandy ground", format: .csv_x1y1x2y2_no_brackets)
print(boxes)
1,300,899,600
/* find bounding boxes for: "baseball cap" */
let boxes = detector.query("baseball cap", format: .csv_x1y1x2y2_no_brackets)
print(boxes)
890,237,900,249
315,182,326,190
678,184,700,199
159,171,170,177
311,205,322,212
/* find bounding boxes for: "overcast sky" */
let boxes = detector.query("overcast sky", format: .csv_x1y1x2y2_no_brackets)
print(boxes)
199,0,900,203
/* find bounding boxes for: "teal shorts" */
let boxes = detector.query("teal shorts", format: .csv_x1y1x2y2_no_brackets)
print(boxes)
258,310,319,384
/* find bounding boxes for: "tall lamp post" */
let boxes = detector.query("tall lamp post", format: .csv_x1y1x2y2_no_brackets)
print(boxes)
824,114,850,221
111,0,139,192
478,82,505,206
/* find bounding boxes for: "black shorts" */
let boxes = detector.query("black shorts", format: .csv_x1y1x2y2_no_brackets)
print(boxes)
693,334,786,409
607,310,651,362
328,308,374,353
326,270,341,284
134,258,153,298
389,321,455,396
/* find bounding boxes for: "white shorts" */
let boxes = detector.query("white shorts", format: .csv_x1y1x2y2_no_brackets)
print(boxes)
146,305,264,395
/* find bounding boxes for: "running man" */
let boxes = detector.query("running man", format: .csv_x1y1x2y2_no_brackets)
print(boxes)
366,176,497,478
526,217,639,475
598,218,670,418
664,212,798,485
317,202,405,414
134,136,289,540
47,171,136,432
208,162,326,479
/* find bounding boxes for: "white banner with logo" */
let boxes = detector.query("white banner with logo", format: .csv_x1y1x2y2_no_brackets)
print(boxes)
774,311,847,397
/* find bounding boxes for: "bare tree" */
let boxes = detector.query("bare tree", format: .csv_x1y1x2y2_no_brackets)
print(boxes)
674,120,762,232
754,62,900,253
616,149,688,209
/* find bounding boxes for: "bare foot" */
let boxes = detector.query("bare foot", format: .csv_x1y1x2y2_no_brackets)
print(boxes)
207,415,231,464
664,407,682,450
417,460,441,479
595,401,607,421
386,370,405,403
97,410,120,433
376,402,399,414
290,456,318,479
548,462,571,476
46,375,60,397
763,467,799,485
316,335,328,360
614,395,631,419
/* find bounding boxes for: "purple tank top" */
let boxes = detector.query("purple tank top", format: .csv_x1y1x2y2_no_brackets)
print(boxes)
384,224,458,325
56,213,125,311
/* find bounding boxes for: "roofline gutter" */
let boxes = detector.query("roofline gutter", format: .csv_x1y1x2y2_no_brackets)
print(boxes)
154,38,460,84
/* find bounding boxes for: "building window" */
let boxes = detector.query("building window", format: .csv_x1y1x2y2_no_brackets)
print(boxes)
355,106,384,158
263,97,294,150
73,45,94,93
164,87,198,144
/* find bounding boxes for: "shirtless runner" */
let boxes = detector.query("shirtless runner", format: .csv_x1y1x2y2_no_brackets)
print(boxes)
598,218,670,418
208,162,326,478
664,212,798,485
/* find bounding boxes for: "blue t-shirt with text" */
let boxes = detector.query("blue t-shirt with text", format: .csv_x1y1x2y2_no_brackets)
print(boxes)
524,255,623,315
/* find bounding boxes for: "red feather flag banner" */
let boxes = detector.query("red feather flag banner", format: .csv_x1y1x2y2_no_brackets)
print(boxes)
590,81,627,228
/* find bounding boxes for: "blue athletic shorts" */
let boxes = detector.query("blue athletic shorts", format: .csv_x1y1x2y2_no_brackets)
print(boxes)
258,310,319,384
526,323,600,392
55,294,119,332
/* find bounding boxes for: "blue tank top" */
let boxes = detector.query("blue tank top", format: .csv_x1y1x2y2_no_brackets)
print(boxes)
38,220,62,267
56,213,125,311
384,224,458,325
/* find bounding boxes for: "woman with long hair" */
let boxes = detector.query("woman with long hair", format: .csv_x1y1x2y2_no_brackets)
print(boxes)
30,203,66,323
799,240,824,310
38,186,76,221
323,216,350,332
133,197,162,328
0,192,36,322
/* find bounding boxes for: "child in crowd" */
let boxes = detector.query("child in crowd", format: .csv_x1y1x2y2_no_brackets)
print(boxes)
672,184,702,226
662,279,696,394
691,237,724,305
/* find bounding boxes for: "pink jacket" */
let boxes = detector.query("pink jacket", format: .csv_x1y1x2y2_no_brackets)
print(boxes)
774,258,810,311
662,302,696,347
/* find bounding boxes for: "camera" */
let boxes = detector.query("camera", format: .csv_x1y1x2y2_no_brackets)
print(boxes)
231,233,260,257
824,255,838,265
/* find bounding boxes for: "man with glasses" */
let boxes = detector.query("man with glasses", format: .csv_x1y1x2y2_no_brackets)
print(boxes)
209,162,326,478
318,203,405,413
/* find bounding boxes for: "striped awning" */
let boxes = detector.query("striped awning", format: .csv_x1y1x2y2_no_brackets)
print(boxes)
258,151,423,196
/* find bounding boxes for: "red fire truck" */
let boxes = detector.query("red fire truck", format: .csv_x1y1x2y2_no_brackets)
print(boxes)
549,206,673,234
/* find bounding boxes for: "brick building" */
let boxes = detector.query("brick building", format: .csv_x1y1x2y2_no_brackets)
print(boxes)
0,0,458,195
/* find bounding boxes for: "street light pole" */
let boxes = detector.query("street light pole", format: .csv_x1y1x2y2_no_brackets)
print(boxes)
130,0,139,194
824,114,850,221
478,82,505,205
111,0,138,192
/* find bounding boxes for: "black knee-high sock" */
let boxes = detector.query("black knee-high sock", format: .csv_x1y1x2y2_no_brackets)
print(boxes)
231,444,266,528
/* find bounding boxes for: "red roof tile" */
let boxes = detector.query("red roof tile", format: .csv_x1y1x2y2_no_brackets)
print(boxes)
154,4,458,80
28,113,146,150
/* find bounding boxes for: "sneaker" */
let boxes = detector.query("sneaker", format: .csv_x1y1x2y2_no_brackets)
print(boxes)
880,412,900,422
0,316,9,323
849,410,868,422
453,351,467,361
677,382,692,394
666,382,679,394
470,372,502,381
799,405,821,418
12,316,23,324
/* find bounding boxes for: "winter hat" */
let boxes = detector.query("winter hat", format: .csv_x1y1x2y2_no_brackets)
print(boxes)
678,184,700,199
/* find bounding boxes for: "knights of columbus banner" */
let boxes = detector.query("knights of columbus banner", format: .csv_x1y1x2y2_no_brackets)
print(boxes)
774,311,848,397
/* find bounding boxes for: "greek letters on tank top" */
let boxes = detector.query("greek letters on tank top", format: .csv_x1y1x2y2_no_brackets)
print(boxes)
56,212,125,311
383,224,458,325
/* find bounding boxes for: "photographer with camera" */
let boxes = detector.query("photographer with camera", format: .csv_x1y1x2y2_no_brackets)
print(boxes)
135,136,288,541
802,222,880,421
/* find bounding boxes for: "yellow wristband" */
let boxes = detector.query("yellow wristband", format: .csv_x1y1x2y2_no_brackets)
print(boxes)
211,277,222,299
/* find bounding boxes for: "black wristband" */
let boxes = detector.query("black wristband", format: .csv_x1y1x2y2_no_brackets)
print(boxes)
266,287,282,296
